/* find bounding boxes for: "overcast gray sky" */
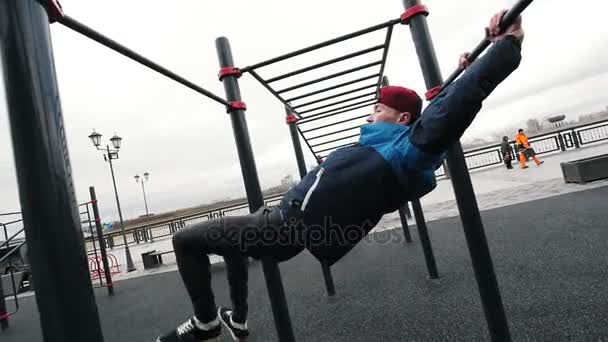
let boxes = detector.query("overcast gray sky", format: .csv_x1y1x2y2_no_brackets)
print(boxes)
2,0,608,223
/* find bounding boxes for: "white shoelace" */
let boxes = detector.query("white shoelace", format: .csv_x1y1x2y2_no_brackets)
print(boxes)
227,311,248,330
176,319,196,335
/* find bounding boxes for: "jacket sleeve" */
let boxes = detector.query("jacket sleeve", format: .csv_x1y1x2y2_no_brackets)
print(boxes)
409,35,523,155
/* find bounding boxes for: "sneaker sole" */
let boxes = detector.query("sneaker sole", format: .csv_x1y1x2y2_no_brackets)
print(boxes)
218,309,247,341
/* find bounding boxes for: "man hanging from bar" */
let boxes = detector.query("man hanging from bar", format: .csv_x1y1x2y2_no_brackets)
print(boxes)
158,10,524,342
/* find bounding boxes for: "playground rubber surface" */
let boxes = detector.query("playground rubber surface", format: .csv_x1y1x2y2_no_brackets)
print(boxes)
2,186,607,341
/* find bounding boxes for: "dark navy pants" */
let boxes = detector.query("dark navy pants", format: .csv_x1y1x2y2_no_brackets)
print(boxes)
171,206,303,323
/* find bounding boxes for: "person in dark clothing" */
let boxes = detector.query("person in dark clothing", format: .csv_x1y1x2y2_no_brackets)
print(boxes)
157,10,524,342
501,136,514,169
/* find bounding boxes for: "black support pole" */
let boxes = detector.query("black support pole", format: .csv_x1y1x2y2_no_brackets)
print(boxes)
0,280,7,330
0,1,105,341
381,76,414,244
216,37,296,342
402,0,511,340
90,187,114,296
398,208,413,243
288,114,338,297
287,107,309,179
411,199,438,279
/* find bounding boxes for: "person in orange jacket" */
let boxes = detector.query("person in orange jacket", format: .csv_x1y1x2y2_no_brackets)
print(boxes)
515,129,543,168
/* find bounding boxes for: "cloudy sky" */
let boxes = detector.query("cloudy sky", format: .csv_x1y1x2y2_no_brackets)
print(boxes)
1,0,608,223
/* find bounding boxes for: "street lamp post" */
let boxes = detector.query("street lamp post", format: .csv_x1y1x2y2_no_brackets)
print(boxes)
134,172,150,216
88,130,136,272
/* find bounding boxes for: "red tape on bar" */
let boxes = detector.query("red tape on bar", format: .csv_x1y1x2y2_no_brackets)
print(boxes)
286,114,299,124
218,67,242,81
95,218,102,223
227,101,247,112
105,283,114,288
46,0,64,23
400,5,429,25
0,313,11,320
425,86,442,101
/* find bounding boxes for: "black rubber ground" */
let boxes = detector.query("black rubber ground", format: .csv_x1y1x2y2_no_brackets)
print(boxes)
2,186,607,341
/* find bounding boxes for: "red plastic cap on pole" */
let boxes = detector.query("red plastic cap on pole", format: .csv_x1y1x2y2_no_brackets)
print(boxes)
218,67,243,81
46,0,64,23
227,101,247,112
400,5,430,25
286,114,299,124
425,86,442,101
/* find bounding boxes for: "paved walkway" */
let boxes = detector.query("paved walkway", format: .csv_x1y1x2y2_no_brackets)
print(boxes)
86,143,608,283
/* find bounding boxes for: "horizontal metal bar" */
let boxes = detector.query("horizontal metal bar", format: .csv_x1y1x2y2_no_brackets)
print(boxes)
58,16,231,108
302,99,377,122
299,103,375,125
300,114,370,132
248,70,299,118
297,126,318,159
437,0,533,98
0,241,27,265
242,19,400,72
0,228,25,249
293,84,378,109
0,219,23,226
307,124,366,141
298,92,377,115
277,61,382,94
286,75,380,103
376,25,394,93
314,142,358,154
0,212,21,217
311,133,361,148
301,98,376,120
266,44,386,84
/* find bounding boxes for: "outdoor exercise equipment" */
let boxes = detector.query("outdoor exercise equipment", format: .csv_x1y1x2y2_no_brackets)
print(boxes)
0,0,534,340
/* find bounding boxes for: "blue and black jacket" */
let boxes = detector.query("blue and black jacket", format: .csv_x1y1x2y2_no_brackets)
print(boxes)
280,36,522,265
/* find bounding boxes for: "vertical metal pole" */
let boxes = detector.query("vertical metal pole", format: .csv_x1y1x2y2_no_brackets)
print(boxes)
286,106,336,297
106,145,136,272
557,133,566,152
86,204,103,287
398,208,413,243
381,76,415,243
216,37,295,342
572,129,581,148
141,180,149,216
320,261,336,296
90,187,114,296
286,106,308,179
402,1,511,340
0,279,7,330
0,1,105,340
410,200,438,278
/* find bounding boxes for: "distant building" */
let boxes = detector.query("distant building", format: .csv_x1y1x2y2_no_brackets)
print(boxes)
526,118,542,133
578,107,608,123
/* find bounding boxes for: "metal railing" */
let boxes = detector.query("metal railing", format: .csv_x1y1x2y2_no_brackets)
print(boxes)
0,214,26,329
0,197,114,328
434,118,608,178
89,194,285,250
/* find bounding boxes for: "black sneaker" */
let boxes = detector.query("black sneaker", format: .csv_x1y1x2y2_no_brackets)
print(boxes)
156,317,221,342
218,307,250,341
